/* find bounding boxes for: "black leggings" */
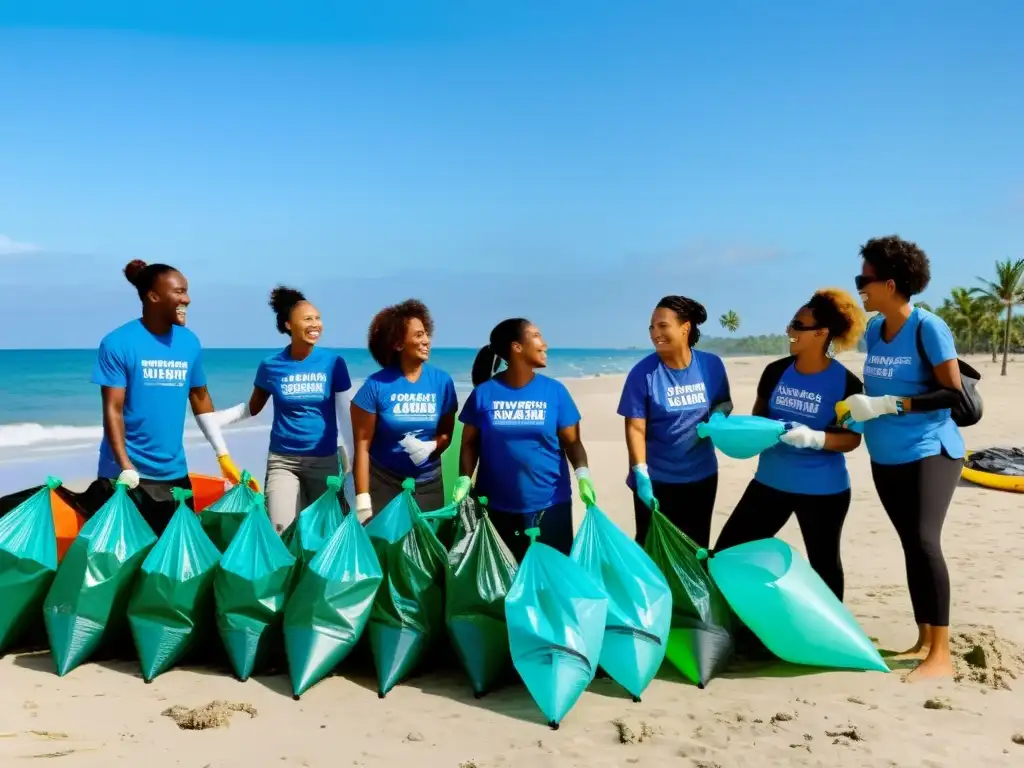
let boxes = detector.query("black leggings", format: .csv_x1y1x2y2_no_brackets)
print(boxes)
714,479,851,600
870,453,963,627
78,475,194,537
487,502,574,563
632,473,718,549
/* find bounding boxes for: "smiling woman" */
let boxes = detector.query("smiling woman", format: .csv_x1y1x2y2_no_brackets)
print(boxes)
196,285,356,532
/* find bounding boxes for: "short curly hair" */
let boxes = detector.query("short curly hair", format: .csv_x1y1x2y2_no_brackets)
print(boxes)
367,298,434,368
859,235,931,298
805,287,867,355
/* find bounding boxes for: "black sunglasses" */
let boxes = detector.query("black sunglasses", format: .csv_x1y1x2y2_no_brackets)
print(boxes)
855,274,887,291
788,319,824,332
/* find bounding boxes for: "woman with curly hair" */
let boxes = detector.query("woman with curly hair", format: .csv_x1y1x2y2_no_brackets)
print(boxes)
351,299,457,521
201,286,355,532
714,288,867,600
838,235,966,681
617,295,733,549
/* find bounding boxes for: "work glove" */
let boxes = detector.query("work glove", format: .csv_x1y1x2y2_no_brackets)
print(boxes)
218,455,260,491
398,433,437,467
632,464,657,510
451,475,472,505
575,467,597,507
779,424,827,450
839,394,899,423
354,493,373,524
117,468,140,489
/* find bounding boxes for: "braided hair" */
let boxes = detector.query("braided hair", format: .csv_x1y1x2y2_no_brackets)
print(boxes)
655,295,708,346
471,318,530,387
268,285,307,335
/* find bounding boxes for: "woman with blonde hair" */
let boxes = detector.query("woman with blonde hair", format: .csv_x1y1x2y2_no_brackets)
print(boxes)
714,288,867,600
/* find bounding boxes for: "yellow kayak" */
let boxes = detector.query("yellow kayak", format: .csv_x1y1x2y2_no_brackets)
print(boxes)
960,451,1024,493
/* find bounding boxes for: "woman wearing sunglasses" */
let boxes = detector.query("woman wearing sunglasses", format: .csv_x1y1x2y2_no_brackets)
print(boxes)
839,235,966,682
714,288,866,600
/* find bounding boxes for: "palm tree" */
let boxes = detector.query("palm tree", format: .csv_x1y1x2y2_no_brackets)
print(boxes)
943,288,994,355
719,310,740,333
972,258,1024,376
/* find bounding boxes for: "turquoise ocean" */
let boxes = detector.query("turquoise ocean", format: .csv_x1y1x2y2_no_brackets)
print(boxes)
0,347,648,494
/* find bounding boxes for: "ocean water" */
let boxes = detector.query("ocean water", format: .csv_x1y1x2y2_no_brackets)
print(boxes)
0,346,646,493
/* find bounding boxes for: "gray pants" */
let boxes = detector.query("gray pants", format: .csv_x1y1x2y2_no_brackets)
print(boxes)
368,460,445,520
265,451,341,533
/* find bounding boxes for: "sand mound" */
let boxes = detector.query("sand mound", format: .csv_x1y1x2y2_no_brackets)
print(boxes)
950,625,1024,690
161,700,258,730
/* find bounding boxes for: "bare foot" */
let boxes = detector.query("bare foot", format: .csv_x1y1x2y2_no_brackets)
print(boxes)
888,645,931,660
904,653,953,682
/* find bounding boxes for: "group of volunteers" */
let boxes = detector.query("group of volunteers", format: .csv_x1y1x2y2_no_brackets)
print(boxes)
83,234,967,683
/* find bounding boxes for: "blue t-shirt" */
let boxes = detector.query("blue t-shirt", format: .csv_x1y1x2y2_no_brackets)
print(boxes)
352,363,458,481
616,351,731,485
754,357,863,495
91,319,206,481
862,307,965,465
459,374,581,514
255,347,352,457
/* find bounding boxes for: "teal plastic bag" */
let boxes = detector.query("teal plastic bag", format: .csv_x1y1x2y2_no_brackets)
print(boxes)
284,506,384,698
127,488,222,682
199,470,261,552
706,538,888,673
214,495,296,681
0,477,61,654
43,481,157,676
364,479,449,697
643,507,734,688
570,504,672,701
281,475,345,570
505,529,608,729
440,497,518,697
696,412,786,459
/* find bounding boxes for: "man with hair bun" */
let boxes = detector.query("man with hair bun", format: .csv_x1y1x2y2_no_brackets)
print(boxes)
84,260,251,535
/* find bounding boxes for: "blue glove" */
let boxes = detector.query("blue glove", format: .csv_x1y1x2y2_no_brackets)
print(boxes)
632,464,656,510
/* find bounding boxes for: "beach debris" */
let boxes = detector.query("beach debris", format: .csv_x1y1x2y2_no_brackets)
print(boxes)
825,724,863,744
405,732,424,743
613,718,655,744
770,711,794,725
161,700,257,730
923,697,953,710
1012,733,1023,746
950,625,1024,690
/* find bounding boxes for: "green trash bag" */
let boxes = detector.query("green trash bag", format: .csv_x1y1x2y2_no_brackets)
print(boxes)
43,480,157,676
505,528,608,729
0,477,62,654
705,538,888,673
127,488,222,682
643,506,733,688
441,419,464,506
364,478,449,697
284,507,384,698
570,504,672,701
281,475,345,570
441,496,518,697
214,494,296,681
199,469,261,552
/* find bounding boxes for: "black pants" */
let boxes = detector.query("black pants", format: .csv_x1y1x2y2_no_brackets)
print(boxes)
486,501,574,563
870,453,963,627
714,479,851,600
78,475,194,537
632,473,718,549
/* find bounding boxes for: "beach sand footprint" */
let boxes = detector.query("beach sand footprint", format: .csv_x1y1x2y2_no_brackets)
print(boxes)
950,625,1024,690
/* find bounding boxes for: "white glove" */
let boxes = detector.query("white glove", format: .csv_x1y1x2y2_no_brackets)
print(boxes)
117,468,140,489
842,394,899,422
398,433,437,467
354,492,372,524
779,424,826,450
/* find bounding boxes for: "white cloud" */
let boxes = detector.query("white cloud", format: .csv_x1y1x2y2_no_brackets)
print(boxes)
0,234,42,256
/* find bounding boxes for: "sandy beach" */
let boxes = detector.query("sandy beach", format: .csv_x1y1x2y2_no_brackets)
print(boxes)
1,352,1022,768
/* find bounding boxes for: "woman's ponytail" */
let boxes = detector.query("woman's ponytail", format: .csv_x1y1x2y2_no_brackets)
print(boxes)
471,345,499,387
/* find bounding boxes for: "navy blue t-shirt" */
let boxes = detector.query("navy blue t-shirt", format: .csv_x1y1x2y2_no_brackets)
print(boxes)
754,357,862,495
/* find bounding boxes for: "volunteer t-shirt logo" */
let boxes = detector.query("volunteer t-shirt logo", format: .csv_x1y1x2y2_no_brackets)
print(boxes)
389,392,438,421
864,354,912,380
665,383,707,410
142,359,189,387
773,383,822,415
492,399,547,426
281,372,327,398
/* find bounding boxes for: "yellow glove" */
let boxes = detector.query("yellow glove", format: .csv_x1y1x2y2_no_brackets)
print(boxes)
218,455,260,491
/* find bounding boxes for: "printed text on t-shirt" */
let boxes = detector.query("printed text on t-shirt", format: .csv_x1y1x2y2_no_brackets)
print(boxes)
280,372,327,397
864,354,913,380
142,359,189,387
491,399,547,425
390,392,438,420
665,382,707,410
773,384,822,415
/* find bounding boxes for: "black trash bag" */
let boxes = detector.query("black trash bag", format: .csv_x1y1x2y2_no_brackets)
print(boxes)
965,448,1024,476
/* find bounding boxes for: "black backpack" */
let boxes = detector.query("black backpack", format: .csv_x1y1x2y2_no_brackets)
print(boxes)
914,321,983,428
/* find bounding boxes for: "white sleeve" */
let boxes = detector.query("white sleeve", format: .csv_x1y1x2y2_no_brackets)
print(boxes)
335,388,357,512
195,402,251,458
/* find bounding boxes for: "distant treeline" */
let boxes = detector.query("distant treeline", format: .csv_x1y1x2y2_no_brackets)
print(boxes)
696,334,791,356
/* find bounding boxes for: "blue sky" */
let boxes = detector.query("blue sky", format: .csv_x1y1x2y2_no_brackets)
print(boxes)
1,0,1021,349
